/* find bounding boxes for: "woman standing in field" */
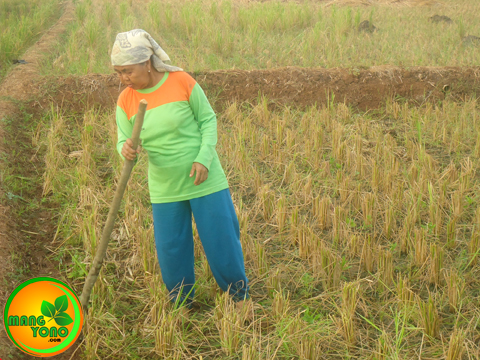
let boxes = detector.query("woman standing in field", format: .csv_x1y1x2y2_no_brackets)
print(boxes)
111,29,250,311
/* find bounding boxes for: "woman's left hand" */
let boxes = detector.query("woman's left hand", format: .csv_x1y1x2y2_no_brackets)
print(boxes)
190,162,208,185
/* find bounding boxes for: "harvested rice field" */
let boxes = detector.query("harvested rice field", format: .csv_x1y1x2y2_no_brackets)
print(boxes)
1,0,480,359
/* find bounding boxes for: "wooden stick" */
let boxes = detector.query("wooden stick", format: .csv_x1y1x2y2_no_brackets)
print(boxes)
79,99,147,312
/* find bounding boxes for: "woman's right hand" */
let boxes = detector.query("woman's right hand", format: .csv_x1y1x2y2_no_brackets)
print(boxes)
122,138,142,160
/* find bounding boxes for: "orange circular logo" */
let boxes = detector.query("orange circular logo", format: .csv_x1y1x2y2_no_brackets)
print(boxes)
3,277,83,357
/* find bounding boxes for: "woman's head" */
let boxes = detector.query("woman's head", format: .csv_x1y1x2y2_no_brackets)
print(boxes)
111,29,183,77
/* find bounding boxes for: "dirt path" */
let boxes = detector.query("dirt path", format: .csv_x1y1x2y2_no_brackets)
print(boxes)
0,2,84,359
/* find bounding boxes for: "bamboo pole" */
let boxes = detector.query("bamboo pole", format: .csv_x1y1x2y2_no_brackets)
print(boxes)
79,99,147,312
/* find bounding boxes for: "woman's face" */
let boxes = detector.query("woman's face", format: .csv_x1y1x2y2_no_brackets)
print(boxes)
114,62,150,90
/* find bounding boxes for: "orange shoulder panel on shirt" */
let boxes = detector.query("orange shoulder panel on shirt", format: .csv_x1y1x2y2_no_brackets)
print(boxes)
118,71,197,120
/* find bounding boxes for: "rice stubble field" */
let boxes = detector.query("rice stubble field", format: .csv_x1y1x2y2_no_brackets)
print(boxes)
0,0,480,359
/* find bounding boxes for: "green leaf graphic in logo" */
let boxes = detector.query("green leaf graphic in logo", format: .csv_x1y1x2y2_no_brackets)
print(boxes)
41,301,56,318
54,312,73,326
41,295,72,325
55,295,68,312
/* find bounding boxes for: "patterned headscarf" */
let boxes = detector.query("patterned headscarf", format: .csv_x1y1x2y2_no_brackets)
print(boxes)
111,29,183,72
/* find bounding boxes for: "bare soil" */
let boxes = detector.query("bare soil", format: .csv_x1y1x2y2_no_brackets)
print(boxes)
196,66,480,110
32,66,480,113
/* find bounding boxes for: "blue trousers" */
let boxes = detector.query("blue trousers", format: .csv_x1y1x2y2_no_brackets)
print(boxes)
152,188,249,306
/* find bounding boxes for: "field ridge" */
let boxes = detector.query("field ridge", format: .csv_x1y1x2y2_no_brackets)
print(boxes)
31,66,480,113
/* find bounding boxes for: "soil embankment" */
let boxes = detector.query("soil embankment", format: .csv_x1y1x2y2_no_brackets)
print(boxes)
39,66,480,112
196,66,480,109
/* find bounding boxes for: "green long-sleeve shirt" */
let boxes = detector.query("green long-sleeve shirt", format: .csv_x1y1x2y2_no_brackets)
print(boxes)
115,71,229,203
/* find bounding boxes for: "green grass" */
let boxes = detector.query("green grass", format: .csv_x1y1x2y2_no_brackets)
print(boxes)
40,0,480,76
0,0,62,79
